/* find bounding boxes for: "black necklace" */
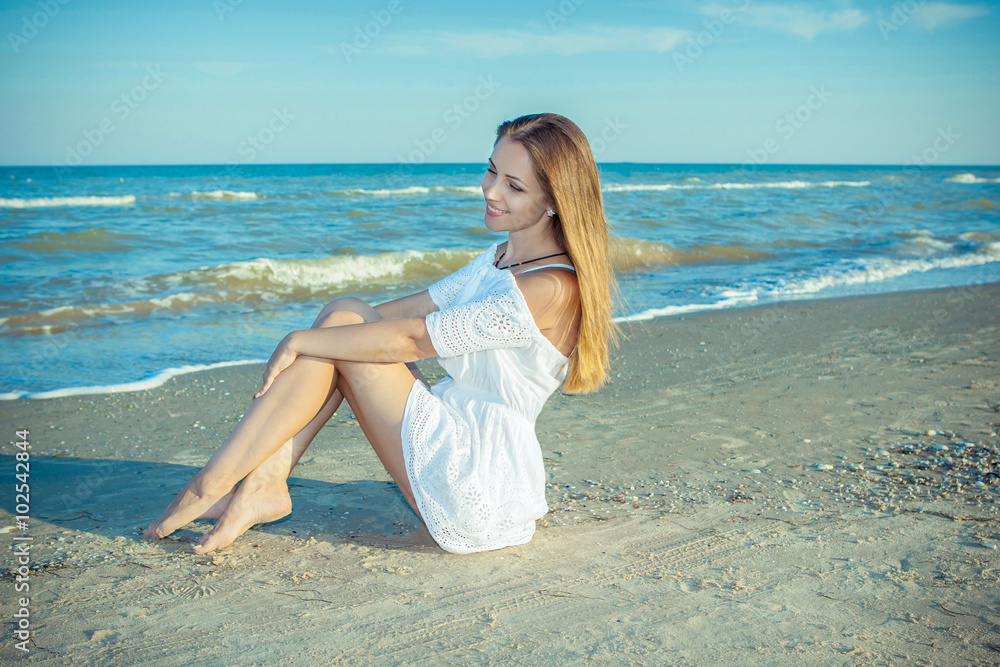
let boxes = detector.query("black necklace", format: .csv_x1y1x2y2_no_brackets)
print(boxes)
494,250,568,271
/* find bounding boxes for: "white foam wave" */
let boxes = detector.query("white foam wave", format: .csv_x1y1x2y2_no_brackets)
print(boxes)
147,291,214,309
168,190,260,200
945,173,1000,184
201,248,477,291
220,255,406,287
907,235,953,252
615,244,1000,323
0,195,136,208
615,290,759,323
0,359,265,400
333,185,481,196
768,246,1000,298
603,180,870,192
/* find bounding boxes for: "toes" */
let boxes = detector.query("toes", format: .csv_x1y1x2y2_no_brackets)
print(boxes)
143,521,175,540
187,487,293,554
192,535,220,555
147,482,237,540
194,526,240,554
193,514,243,554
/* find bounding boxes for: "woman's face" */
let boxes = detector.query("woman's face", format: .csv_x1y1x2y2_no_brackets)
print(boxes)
481,136,553,234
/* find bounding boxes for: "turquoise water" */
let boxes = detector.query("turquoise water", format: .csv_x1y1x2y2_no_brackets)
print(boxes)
1,163,999,397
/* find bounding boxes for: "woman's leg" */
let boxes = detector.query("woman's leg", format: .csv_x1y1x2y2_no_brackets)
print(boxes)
193,391,342,522
192,389,343,523
193,297,430,526
194,347,423,553
142,350,341,540
143,298,424,548
191,305,424,553
195,299,429,523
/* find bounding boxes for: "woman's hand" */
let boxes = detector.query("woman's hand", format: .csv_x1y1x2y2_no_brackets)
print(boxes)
256,332,299,398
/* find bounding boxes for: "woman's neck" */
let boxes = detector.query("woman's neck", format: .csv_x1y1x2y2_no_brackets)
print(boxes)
502,224,561,266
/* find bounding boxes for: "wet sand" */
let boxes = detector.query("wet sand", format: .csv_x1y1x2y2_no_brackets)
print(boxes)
1,283,998,665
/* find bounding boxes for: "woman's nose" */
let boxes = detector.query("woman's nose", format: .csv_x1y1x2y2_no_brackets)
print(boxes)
483,178,502,200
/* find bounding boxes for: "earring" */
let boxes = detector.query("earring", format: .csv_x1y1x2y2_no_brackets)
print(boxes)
546,209,556,217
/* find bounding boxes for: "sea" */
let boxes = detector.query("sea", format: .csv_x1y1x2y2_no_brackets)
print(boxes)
1,163,998,399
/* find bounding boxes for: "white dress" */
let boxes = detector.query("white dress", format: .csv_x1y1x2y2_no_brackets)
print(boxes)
401,244,574,554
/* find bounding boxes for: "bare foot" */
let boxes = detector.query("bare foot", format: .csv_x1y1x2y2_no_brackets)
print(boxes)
143,474,236,540
194,484,238,521
193,482,292,554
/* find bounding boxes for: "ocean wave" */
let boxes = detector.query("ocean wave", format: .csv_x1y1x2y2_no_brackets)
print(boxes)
767,244,1000,298
902,234,954,254
0,291,240,334
0,359,264,400
168,190,260,200
616,241,1000,323
187,248,482,293
0,240,772,333
175,241,722,294
615,290,760,323
0,249,488,330
12,227,144,252
327,185,481,197
960,197,1000,210
611,239,771,271
602,180,870,192
0,195,136,208
945,173,1000,184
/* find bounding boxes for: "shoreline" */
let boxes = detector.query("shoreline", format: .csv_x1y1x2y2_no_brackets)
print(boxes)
3,280,997,401
1,282,998,664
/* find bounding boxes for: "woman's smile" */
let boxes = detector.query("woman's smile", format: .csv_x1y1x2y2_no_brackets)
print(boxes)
486,201,508,217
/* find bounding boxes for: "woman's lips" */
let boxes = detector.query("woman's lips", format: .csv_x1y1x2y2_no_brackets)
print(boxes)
486,201,507,217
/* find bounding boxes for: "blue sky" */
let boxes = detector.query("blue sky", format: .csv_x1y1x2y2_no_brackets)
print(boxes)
1,0,998,166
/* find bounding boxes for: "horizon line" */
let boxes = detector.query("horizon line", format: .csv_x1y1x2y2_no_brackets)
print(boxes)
3,162,999,169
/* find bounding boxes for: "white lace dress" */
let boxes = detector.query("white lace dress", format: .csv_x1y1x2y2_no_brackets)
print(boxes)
401,244,573,554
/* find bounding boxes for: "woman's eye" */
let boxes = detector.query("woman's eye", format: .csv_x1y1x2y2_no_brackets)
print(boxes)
486,166,496,174
509,183,522,192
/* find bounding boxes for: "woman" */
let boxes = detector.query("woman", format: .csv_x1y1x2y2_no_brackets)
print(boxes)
143,113,617,554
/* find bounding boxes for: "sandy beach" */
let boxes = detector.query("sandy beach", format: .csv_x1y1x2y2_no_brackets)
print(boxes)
2,283,998,665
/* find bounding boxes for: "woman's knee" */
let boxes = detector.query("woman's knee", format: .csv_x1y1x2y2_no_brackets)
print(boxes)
313,297,380,328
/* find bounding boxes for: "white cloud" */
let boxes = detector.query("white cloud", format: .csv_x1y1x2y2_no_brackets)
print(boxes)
709,3,869,39
385,26,693,58
911,2,990,30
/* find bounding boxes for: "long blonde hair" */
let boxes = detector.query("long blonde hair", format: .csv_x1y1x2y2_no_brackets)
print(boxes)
495,113,619,394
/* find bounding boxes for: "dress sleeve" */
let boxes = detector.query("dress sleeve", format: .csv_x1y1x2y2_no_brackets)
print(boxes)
427,257,481,310
425,286,535,358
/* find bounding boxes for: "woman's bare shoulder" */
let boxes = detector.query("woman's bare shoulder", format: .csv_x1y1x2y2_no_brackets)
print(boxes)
514,268,580,326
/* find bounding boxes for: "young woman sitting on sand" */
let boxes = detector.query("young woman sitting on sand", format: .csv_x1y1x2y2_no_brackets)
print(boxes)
143,113,618,554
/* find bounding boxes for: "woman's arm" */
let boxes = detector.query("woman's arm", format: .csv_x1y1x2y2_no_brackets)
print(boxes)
257,318,437,397
374,290,439,319
294,318,436,363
